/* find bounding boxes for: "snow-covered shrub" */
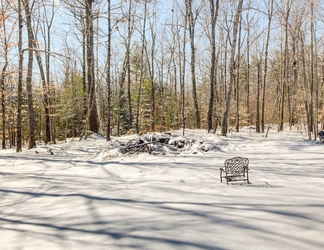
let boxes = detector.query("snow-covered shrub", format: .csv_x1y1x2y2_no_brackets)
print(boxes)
197,141,220,152
141,133,170,144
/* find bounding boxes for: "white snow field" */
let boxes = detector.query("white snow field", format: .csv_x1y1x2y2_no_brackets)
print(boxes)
0,127,324,250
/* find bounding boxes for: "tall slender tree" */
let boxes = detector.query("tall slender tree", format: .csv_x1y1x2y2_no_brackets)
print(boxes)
135,0,148,134
0,0,8,149
126,0,134,131
181,0,188,135
261,0,274,133
221,0,244,136
207,0,220,133
23,0,36,149
16,0,23,152
86,0,98,133
187,0,201,128
278,0,291,132
106,0,112,141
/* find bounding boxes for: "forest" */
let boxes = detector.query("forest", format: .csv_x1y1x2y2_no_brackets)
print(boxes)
0,0,323,151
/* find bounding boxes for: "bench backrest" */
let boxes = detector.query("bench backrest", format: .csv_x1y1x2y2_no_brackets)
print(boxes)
224,157,249,175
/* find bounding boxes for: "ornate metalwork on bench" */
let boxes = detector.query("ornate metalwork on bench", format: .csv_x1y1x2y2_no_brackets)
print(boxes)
220,156,250,185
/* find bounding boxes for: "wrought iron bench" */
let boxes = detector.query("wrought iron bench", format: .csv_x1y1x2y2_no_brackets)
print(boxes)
220,156,249,185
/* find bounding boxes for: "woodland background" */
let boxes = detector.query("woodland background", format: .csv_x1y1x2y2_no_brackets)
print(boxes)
0,0,323,151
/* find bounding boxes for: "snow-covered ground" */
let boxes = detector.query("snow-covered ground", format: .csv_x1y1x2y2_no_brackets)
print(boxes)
1,126,324,250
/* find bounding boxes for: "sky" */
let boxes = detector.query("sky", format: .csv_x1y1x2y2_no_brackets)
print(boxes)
0,126,324,249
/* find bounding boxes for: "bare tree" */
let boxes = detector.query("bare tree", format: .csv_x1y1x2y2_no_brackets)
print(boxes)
86,0,98,133
187,0,202,128
245,12,251,126
16,0,23,152
235,11,243,132
42,0,58,143
207,0,219,133
278,0,291,132
23,0,36,149
126,0,134,131
310,0,317,139
142,0,158,132
256,56,261,132
221,0,244,136
181,0,188,135
135,0,148,134
106,0,112,140
261,0,274,133
0,0,9,149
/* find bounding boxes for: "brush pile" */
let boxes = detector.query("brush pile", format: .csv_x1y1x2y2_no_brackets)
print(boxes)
118,132,220,155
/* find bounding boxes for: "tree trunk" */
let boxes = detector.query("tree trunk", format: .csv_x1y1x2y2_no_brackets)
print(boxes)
44,2,56,144
86,0,98,133
279,0,291,132
117,56,127,137
33,40,51,144
126,0,133,131
181,1,188,135
261,0,274,133
0,1,8,149
144,11,156,132
221,0,244,136
150,25,156,132
235,15,242,132
300,32,311,140
246,12,250,126
23,0,36,149
136,0,147,134
106,0,112,141
187,0,200,128
310,0,316,138
256,59,261,132
16,0,23,152
207,0,219,133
